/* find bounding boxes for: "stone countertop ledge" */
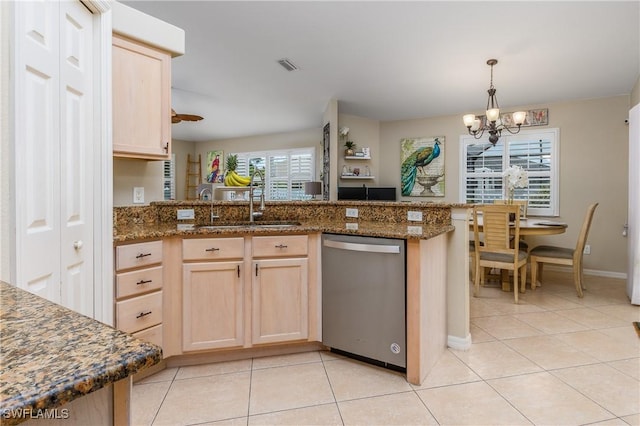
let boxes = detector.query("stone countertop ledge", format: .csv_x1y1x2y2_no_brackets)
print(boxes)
114,219,455,243
0,282,162,425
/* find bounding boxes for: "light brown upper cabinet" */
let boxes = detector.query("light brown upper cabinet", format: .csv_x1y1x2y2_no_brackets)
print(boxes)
112,34,171,159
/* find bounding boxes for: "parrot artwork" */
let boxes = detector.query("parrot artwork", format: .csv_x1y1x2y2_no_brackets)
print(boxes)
401,138,441,196
207,154,220,183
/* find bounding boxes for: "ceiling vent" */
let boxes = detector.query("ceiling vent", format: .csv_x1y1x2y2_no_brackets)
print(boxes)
277,58,299,72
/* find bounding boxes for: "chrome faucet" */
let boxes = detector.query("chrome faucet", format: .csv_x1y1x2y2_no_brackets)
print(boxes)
198,187,219,223
249,168,266,222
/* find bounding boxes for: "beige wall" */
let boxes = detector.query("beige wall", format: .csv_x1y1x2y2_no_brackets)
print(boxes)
113,158,165,206
337,114,380,187
377,95,630,274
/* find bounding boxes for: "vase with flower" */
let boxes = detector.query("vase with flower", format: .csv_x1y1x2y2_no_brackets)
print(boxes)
503,165,529,220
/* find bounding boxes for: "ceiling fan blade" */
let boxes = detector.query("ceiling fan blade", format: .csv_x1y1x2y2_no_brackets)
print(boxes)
171,108,203,123
175,114,204,122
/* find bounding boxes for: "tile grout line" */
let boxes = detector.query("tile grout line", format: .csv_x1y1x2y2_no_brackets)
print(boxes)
320,353,346,426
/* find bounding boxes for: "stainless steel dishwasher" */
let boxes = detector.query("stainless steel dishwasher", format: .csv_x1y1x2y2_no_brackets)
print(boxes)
322,233,406,369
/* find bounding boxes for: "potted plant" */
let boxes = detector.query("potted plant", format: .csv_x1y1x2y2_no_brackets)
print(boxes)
344,140,356,156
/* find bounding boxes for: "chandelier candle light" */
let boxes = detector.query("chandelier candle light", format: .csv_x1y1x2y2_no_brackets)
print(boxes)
463,59,527,145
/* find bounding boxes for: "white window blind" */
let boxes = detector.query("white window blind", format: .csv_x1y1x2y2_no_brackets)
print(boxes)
163,154,176,200
230,148,315,201
460,128,559,216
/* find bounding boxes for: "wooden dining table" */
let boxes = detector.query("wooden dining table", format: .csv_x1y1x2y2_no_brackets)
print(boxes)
469,217,568,291
471,217,568,236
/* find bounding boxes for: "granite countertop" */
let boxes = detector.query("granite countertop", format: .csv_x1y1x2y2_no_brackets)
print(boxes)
113,219,455,243
0,282,162,425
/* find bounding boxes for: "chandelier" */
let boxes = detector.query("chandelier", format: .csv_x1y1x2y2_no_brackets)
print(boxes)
463,59,526,145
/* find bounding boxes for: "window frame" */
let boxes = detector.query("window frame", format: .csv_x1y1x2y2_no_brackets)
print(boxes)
459,128,560,216
230,147,315,201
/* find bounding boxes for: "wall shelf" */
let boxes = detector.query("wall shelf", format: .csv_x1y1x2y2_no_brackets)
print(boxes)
340,175,375,180
344,155,371,160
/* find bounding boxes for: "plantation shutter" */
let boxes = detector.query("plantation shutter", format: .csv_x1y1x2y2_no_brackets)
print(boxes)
228,148,315,201
461,128,559,216
163,154,176,200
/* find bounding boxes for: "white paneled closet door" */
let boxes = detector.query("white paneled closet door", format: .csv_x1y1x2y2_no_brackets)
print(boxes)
14,0,94,316
59,1,94,316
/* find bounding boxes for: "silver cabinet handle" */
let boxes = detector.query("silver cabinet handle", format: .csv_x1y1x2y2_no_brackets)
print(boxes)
73,240,83,250
136,279,152,286
136,311,152,319
136,252,152,259
275,244,288,249
323,239,400,254
205,247,220,252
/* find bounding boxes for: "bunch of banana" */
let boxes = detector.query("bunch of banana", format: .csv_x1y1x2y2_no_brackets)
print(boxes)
224,170,251,186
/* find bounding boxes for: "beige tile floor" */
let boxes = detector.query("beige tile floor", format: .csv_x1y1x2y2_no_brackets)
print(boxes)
133,270,639,425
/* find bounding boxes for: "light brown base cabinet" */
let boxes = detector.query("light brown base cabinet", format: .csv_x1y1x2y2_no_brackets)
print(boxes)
182,261,244,351
252,258,308,344
114,240,164,348
173,234,318,357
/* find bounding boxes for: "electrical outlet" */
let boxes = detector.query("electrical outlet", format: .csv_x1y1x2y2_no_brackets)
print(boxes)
408,211,423,221
407,225,423,234
177,209,195,220
133,187,144,204
583,244,591,255
346,208,359,218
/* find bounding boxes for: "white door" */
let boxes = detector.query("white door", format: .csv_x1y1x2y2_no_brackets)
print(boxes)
14,1,94,316
15,0,62,302
628,103,639,305
59,0,94,316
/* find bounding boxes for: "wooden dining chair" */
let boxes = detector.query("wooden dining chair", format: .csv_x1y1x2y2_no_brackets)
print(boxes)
493,199,529,251
529,203,599,297
472,204,528,303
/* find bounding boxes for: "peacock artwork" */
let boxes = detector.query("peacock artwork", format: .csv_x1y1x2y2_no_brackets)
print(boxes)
400,137,445,197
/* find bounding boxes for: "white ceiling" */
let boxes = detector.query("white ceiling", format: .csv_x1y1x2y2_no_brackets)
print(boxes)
122,1,639,142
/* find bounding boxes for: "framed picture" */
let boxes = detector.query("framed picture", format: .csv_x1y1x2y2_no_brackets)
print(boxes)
400,136,445,197
206,150,223,183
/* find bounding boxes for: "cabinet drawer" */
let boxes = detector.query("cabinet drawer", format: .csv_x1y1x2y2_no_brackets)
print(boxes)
116,266,163,299
133,324,163,348
116,291,162,333
252,235,308,257
116,240,163,271
183,237,244,261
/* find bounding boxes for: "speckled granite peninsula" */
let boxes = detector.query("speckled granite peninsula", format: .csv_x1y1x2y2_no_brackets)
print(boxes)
113,200,460,243
0,282,162,425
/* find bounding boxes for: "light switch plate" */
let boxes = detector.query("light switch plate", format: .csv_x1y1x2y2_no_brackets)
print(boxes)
133,187,144,204
346,208,359,218
408,211,423,221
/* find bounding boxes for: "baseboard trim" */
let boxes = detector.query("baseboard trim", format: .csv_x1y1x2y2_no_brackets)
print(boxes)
544,265,627,280
448,334,472,351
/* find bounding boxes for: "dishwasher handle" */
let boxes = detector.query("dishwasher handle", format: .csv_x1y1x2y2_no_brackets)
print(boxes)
323,238,400,254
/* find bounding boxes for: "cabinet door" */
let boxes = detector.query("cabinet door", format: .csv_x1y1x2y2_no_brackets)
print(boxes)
252,258,308,345
112,34,171,159
183,262,244,351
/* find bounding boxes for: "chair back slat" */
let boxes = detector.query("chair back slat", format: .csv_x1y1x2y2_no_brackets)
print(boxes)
473,204,521,257
574,203,599,260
